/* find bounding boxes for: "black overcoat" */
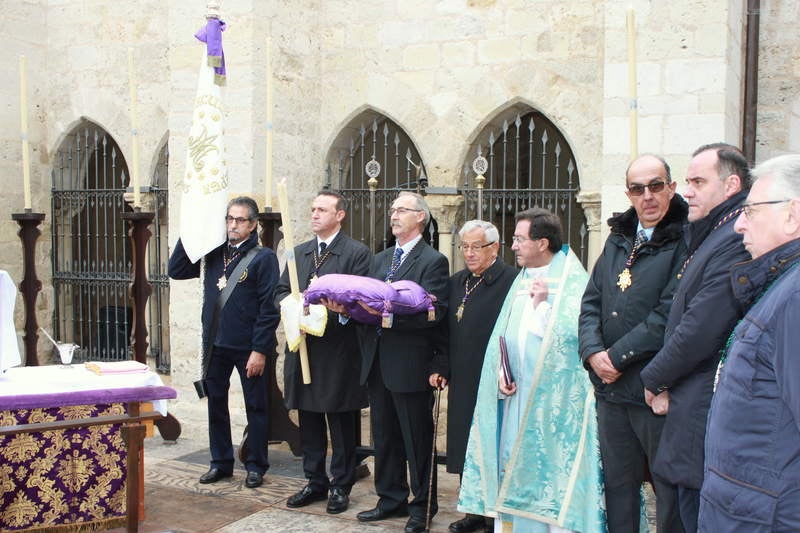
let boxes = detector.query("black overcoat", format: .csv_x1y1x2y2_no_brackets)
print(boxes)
640,192,749,489
275,232,371,412
579,195,688,405
443,259,517,474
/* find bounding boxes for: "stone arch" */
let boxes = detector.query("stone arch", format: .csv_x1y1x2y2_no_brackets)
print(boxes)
50,118,134,362
459,100,590,266
324,107,436,252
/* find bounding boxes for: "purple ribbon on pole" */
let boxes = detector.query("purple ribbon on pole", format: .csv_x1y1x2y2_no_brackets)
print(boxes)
195,18,227,85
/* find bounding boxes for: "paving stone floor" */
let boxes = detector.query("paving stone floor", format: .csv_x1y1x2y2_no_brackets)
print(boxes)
108,435,465,533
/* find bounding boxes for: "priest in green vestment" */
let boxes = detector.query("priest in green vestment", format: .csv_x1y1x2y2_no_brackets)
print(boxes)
458,208,607,533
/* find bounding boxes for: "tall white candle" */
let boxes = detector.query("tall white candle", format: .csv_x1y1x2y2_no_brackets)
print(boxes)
627,7,639,158
128,48,142,208
20,55,32,210
265,37,274,209
277,180,311,384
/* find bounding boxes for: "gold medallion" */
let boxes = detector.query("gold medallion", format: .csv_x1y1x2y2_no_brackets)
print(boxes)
617,268,632,292
217,275,227,291
455,303,464,322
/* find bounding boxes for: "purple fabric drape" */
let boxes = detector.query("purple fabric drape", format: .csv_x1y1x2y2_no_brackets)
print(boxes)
195,18,227,83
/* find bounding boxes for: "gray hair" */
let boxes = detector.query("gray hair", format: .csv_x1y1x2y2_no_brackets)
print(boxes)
397,191,430,226
752,154,800,199
458,220,500,243
227,196,259,220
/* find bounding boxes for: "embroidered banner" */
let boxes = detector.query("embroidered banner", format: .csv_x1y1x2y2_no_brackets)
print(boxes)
179,18,230,263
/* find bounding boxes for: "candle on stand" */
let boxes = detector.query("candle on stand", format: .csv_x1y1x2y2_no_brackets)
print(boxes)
19,55,32,211
128,47,142,208
265,37,273,210
626,6,639,158
277,180,311,384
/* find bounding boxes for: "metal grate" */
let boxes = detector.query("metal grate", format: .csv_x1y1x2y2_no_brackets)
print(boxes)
50,121,171,370
326,116,430,253
461,110,588,266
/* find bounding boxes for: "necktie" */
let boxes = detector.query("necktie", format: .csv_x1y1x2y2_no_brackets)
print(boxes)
634,229,648,251
319,241,327,255
386,247,404,282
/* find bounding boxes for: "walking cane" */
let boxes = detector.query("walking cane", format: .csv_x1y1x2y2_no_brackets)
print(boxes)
425,380,443,532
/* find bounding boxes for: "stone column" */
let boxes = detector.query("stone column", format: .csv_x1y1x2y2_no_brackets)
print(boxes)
425,194,463,276
577,190,602,271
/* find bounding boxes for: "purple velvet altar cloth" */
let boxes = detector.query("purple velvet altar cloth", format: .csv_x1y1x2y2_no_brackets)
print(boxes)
304,273,436,326
0,385,176,411
0,384,176,531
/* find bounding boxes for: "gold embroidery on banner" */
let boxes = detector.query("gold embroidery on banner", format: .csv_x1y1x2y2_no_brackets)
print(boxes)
187,124,220,172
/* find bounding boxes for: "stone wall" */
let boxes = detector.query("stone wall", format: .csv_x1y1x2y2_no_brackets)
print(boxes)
2,0,799,438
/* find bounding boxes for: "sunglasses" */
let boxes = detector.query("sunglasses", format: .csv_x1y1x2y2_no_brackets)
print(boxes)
627,180,667,196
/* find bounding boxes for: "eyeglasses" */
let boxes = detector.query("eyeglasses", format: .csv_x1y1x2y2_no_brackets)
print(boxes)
459,242,495,252
742,199,790,219
389,207,422,216
627,180,667,196
225,215,253,224
511,235,540,244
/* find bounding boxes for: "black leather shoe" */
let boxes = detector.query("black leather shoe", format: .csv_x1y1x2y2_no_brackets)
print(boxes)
244,471,263,488
287,485,327,508
326,487,349,514
356,505,409,522
405,516,427,533
449,514,486,533
198,468,233,484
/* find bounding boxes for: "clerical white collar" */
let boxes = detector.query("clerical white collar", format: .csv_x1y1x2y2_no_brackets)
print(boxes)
522,263,550,279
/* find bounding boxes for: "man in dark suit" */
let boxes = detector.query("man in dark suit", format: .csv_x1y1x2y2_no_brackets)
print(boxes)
354,191,449,533
168,196,280,489
440,220,516,533
277,190,371,514
640,144,750,532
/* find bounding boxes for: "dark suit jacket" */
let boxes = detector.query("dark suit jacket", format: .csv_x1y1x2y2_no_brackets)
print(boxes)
168,232,280,356
275,232,371,412
357,239,449,393
640,192,749,489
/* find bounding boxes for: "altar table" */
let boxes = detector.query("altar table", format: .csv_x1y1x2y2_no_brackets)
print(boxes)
0,364,177,532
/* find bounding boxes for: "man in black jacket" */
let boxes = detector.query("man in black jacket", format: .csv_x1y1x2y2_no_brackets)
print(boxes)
169,196,280,489
277,191,371,514
579,154,687,532
640,144,750,532
354,191,449,533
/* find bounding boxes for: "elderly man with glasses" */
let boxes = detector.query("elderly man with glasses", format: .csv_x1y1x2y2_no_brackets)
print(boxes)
579,154,688,532
352,191,449,533
699,154,800,532
433,220,516,533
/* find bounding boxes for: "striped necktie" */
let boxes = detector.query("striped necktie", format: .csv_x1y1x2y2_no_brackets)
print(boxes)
385,247,404,282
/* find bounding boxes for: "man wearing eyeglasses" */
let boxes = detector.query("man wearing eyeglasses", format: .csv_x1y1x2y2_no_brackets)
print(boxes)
354,191,449,533
699,154,800,532
460,208,605,532
579,154,688,532
437,220,516,533
169,196,280,489
639,143,750,532
277,190,371,515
